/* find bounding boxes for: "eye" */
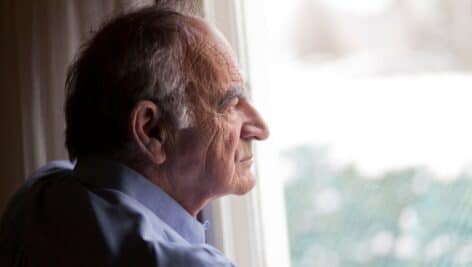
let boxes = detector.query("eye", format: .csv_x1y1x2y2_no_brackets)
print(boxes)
227,97,240,110
219,96,240,114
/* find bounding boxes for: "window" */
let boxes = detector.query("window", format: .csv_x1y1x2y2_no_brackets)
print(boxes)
242,0,472,267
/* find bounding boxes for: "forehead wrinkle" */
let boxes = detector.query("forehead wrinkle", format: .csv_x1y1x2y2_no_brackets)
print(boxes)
186,16,243,87
195,34,242,85
185,17,245,120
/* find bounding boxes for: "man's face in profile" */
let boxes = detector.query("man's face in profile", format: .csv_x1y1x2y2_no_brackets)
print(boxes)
163,21,269,199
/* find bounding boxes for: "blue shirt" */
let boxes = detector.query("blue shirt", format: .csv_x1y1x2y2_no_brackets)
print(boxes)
0,158,235,267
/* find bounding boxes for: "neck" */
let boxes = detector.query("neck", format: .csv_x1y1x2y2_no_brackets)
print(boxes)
154,177,211,217
122,154,214,217
137,165,211,217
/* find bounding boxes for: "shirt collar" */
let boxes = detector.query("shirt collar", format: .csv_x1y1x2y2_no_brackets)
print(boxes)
73,157,206,244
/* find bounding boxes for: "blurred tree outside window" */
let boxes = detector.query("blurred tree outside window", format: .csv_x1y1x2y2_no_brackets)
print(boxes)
251,0,472,266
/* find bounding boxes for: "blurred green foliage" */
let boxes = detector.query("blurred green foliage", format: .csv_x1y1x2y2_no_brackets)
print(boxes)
284,145,472,267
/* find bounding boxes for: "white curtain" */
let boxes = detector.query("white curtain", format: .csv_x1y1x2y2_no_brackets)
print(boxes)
5,0,154,178
0,0,153,212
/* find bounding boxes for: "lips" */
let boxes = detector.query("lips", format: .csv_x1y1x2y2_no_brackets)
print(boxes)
235,151,252,162
239,155,253,162
236,145,252,162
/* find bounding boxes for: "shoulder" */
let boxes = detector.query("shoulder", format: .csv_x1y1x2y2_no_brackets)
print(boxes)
153,242,236,267
30,160,75,178
1,160,236,266
1,160,75,226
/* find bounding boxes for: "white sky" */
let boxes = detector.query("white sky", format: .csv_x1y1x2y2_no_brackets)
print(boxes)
319,0,394,15
252,0,472,180
257,62,472,178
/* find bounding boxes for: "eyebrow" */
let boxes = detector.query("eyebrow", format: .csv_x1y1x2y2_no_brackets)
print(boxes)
218,86,247,109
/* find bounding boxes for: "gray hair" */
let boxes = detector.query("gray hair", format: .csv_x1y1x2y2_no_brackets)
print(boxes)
65,7,209,159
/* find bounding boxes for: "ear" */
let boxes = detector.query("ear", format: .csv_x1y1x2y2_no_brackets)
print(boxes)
130,100,166,165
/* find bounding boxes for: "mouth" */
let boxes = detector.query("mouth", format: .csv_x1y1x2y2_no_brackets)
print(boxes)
239,155,253,163
236,143,253,163
235,150,253,163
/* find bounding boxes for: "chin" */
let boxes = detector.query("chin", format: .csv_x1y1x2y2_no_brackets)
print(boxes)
232,173,256,195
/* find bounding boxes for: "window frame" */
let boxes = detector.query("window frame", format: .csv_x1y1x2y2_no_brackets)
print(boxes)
203,1,291,267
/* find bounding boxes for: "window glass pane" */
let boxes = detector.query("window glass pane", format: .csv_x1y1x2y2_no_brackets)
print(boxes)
251,0,472,266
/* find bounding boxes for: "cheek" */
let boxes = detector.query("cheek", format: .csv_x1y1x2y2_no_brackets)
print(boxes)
220,120,240,161
210,118,239,159
205,120,239,181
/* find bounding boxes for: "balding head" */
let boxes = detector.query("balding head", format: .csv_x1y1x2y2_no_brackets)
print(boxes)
65,6,241,160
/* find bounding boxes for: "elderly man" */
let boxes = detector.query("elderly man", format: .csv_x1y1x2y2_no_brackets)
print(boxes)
0,5,268,267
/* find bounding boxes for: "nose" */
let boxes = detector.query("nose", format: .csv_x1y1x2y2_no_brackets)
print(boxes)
241,102,270,141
